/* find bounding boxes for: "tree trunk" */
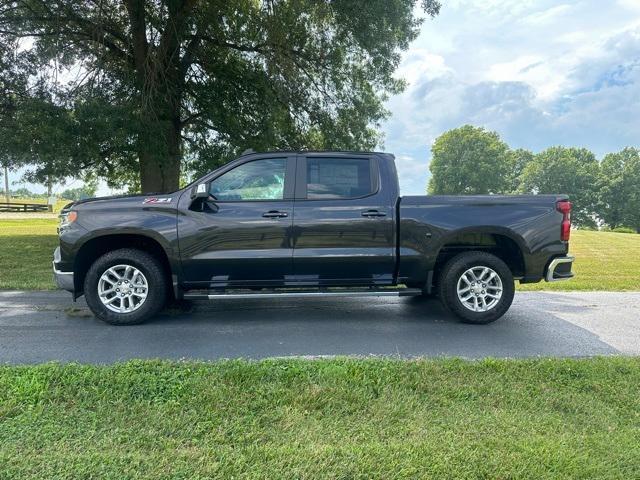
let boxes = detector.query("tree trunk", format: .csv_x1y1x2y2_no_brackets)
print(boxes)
123,0,194,194
138,115,181,193
3,164,9,203
139,151,181,193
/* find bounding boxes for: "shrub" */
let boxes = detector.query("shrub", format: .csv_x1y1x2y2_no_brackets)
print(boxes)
612,226,637,234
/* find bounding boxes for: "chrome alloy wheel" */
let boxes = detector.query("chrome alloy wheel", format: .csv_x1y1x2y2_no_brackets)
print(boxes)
456,266,503,312
98,264,149,314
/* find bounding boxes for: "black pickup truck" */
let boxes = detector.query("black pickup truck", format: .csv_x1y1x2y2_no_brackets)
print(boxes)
53,151,574,325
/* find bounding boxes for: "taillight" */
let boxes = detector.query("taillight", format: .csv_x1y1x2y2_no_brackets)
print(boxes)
556,200,571,241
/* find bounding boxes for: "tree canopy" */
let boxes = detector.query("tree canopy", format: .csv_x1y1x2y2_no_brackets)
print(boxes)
60,179,99,201
0,35,32,170
0,0,441,192
517,147,600,226
507,148,534,193
428,125,513,195
598,147,640,232
426,126,638,229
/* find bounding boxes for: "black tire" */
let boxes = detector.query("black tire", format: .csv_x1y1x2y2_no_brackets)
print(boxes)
438,251,514,324
84,248,168,325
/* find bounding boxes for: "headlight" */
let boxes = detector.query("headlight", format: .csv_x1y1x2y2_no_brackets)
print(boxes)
58,210,78,233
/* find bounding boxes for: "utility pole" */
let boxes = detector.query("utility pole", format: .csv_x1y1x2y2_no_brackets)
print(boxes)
46,176,53,212
3,164,8,203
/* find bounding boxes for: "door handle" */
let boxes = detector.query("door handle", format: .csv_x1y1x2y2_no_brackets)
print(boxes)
262,210,288,218
361,209,386,218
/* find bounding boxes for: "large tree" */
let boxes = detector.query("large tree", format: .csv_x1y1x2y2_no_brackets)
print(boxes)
519,146,600,227
0,0,440,193
598,147,640,232
428,125,513,195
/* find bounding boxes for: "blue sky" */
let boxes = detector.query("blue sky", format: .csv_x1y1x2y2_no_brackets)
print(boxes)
8,0,640,196
385,0,640,194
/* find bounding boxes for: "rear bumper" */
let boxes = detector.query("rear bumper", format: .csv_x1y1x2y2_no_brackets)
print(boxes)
545,255,575,282
53,247,75,292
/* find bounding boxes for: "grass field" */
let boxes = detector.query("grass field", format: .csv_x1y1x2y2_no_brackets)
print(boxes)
0,219,58,290
0,219,638,291
519,230,640,291
0,358,638,479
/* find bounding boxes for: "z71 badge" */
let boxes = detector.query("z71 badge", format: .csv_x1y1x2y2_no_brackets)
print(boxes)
143,197,172,204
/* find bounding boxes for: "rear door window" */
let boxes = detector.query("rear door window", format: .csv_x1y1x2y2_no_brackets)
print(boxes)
305,157,374,199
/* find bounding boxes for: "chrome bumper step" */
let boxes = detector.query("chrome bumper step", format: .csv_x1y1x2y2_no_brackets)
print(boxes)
545,256,575,282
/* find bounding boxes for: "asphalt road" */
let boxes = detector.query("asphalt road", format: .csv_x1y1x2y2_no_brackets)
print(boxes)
0,290,638,364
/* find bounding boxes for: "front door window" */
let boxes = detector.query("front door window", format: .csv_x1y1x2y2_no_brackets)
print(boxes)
210,158,286,201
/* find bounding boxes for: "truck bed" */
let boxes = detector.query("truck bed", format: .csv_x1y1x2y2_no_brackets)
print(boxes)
397,194,570,285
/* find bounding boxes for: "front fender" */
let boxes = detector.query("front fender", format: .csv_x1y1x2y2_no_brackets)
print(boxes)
66,205,181,297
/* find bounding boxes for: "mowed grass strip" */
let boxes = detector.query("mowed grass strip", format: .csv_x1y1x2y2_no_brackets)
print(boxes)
0,219,639,291
0,219,58,290
0,358,639,479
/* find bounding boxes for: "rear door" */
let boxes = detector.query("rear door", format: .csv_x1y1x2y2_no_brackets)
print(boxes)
291,154,396,286
178,155,296,287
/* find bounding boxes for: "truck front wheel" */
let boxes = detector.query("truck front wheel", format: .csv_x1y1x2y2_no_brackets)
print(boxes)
84,248,168,325
438,251,515,324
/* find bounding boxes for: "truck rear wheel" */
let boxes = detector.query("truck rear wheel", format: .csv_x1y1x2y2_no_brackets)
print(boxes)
84,248,168,325
438,251,514,324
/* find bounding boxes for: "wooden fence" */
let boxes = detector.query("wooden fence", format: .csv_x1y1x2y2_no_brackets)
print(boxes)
0,202,52,213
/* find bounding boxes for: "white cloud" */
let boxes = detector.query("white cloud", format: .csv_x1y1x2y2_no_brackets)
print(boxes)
383,0,640,194
521,4,573,25
618,0,640,11
394,50,451,85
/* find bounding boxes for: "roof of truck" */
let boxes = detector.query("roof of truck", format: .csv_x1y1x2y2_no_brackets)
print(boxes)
240,149,394,158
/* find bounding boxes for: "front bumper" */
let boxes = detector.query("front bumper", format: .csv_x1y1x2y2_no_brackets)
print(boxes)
545,255,575,282
53,247,75,292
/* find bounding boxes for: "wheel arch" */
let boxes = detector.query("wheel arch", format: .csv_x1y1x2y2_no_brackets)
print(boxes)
430,227,527,289
73,233,175,299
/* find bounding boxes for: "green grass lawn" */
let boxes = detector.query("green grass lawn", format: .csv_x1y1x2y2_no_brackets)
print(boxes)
0,219,639,291
0,219,58,290
518,230,640,291
0,358,638,479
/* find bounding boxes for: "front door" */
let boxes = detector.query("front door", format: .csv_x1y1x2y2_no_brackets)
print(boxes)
291,154,396,286
178,155,296,287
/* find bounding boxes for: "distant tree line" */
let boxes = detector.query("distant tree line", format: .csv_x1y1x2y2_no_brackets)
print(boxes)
428,125,640,231
0,182,96,201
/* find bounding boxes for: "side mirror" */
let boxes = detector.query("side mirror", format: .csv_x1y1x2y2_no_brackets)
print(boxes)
191,182,209,199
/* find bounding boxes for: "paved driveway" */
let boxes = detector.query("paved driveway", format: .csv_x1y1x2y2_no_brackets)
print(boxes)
0,290,638,364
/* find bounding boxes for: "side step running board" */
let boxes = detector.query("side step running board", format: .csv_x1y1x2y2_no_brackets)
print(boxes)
183,288,423,300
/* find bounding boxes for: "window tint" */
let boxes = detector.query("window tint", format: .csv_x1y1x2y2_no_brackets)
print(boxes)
306,158,373,199
210,158,286,201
